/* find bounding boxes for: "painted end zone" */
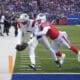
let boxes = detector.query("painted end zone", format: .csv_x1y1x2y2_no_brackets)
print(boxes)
12,74,80,80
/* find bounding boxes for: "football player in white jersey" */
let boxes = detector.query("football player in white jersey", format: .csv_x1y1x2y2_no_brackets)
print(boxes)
16,13,38,70
16,13,62,70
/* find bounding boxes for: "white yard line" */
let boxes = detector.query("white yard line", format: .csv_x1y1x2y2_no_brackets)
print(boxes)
13,73,80,74
39,58,77,60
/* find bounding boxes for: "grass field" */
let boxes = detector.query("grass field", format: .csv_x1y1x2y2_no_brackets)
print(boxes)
14,25,80,73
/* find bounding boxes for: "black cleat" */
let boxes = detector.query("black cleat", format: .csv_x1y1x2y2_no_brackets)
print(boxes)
29,64,36,71
55,60,61,68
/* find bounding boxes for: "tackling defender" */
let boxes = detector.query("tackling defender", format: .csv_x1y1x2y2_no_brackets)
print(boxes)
34,13,80,64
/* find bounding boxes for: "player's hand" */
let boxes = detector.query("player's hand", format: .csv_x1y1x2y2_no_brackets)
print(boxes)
16,42,28,51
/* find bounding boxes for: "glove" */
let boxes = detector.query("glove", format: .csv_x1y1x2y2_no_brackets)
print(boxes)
16,42,28,51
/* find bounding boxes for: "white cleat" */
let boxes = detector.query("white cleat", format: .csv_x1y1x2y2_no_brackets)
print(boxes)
78,51,80,62
60,53,66,65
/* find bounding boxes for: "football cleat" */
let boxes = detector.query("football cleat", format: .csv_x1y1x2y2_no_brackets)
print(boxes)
78,51,80,62
29,64,36,71
55,60,61,68
60,53,66,65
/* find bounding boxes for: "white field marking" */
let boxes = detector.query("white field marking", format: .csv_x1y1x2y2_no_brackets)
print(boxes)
15,63,41,65
15,62,40,65
75,25,80,27
0,74,11,80
17,56,45,58
0,27,18,80
26,69,42,71
15,69,42,71
15,64,41,67
15,64,41,68
13,73,80,74
39,58,77,60
14,68,42,71
18,56,76,60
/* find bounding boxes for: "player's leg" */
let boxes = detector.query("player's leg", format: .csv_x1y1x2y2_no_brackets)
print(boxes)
51,40,66,65
28,37,38,70
28,46,36,70
60,31,80,61
38,36,61,67
38,36,58,61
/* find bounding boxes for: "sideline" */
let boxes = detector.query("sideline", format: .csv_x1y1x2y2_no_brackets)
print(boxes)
0,27,18,80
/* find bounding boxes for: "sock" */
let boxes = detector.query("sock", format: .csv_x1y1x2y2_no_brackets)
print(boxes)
56,51,62,57
70,45,79,54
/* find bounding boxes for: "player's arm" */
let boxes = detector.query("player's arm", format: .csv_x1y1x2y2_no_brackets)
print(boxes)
16,32,34,51
16,24,28,51
16,32,28,51
34,26,50,36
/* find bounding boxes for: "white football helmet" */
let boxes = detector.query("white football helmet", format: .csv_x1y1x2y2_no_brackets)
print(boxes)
17,13,29,22
36,13,46,23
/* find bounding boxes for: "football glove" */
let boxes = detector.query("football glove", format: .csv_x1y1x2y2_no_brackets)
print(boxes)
16,42,28,51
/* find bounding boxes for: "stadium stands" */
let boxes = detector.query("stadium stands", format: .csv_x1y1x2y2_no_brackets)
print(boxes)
0,0,80,25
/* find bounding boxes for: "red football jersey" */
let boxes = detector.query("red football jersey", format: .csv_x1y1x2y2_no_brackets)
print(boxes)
39,21,59,40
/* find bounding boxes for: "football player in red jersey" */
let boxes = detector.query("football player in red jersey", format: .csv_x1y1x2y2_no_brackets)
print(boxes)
35,13,80,64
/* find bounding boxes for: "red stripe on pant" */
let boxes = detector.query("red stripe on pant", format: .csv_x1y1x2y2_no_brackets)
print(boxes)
70,45,79,54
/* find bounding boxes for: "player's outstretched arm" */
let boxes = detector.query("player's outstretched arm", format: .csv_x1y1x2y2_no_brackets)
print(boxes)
34,26,50,36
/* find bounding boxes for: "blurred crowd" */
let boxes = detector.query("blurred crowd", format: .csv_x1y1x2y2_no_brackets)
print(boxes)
0,0,80,18
0,0,80,36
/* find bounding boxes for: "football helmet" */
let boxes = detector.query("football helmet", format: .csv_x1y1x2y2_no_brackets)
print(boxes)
36,13,46,23
17,13,29,22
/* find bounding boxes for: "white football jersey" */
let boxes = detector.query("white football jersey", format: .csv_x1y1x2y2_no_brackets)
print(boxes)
20,19,36,33
19,19,39,39
17,19,37,44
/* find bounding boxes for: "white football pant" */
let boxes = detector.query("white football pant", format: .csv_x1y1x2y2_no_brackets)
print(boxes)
38,36,58,61
51,31,70,53
28,36,38,65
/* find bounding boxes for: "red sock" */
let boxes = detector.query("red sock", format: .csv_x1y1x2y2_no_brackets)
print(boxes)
56,51,62,57
70,45,79,54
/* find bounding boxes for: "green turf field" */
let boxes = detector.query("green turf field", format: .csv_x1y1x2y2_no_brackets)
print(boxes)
14,25,80,73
